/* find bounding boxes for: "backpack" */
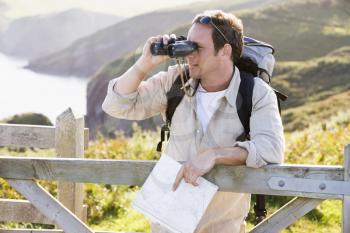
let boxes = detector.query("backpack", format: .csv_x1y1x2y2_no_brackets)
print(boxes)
157,36,287,224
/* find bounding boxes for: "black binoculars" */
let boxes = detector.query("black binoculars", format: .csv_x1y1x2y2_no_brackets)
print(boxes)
150,36,198,58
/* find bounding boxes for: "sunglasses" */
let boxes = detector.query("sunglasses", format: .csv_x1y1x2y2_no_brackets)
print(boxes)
199,16,230,44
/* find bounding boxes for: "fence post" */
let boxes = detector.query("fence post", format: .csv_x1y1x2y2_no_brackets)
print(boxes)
343,144,350,233
55,108,85,221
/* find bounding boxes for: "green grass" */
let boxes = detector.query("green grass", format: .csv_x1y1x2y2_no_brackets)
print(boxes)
273,48,350,108
282,90,350,132
281,200,342,233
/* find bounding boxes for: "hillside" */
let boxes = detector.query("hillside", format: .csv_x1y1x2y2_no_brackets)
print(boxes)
171,0,350,61
86,0,350,137
0,8,123,60
25,0,286,77
248,44,349,130
274,46,350,131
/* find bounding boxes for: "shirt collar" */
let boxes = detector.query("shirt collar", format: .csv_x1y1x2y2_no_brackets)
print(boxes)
186,66,241,108
224,66,241,108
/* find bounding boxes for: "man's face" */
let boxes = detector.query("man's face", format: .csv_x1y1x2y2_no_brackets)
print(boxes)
186,23,220,80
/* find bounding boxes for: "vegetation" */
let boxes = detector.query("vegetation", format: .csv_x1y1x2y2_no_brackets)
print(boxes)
274,47,350,131
1,115,349,231
1,112,52,126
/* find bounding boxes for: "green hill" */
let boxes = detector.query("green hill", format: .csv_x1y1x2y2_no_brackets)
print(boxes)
273,46,350,130
241,0,350,61
172,0,350,61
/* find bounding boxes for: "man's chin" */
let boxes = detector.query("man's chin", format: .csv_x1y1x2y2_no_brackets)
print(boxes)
189,70,200,79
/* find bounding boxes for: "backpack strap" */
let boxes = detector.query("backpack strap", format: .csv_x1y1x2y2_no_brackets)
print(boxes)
235,71,255,142
236,71,270,224
165,68,190,123
156,67,189,152
254,193,267,224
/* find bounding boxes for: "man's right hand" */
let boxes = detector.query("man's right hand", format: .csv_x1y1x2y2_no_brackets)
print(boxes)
113,34,176,95
136,34,176,74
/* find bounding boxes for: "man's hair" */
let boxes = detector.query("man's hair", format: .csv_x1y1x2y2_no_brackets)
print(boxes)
192,10,244,64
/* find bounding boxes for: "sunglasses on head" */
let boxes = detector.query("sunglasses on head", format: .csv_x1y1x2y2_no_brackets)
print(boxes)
199,16,230,44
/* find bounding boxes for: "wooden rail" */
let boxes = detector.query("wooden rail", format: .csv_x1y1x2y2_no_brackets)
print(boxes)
0,157,345,199
0,123,89,149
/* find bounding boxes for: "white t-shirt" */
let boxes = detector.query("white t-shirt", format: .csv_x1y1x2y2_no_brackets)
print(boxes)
195,83,226,132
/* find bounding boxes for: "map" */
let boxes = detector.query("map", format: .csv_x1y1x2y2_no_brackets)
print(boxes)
132,154,218,233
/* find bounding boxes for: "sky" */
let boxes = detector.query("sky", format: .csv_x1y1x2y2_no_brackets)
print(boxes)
0,0,211,19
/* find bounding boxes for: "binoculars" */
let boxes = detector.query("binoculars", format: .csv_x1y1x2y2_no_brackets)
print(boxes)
150,36,198,58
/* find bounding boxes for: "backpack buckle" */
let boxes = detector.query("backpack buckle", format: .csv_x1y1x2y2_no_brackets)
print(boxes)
156,122,170,152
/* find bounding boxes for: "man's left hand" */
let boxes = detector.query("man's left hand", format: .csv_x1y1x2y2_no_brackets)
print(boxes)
172,149,216,191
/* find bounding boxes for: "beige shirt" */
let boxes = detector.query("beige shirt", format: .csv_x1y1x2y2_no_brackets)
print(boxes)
102,65,285,233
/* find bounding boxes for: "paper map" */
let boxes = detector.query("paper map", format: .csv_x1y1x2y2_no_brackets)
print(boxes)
132,154,218,233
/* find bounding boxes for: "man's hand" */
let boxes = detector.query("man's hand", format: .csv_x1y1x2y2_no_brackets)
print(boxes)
172,149,216,191
137,34,177,72
171,146,249,191
114,33,177,95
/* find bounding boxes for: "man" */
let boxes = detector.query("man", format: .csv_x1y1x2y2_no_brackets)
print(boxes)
102,10,284,233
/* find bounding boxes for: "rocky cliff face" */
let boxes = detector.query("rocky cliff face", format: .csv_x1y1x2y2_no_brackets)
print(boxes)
86,56,163,139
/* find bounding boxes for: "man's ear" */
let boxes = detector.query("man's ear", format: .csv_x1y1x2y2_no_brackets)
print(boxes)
222,44,232,58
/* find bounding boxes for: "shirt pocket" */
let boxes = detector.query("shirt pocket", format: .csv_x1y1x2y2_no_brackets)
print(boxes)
207,109,244,147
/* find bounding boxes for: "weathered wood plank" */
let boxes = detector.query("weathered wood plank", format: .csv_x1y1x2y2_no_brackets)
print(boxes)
0,124,54,149
84,128,89,149
0,199,53,224
268,176,350,195
343,144,350,233
249,197,323,233
6,179,93,233
0,123,89,149
55,108,85,221
0,157,344,199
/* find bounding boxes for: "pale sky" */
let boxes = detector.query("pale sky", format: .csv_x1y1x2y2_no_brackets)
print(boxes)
1,0,211,19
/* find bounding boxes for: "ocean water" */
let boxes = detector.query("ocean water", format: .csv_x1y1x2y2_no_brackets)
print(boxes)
0,53,87,123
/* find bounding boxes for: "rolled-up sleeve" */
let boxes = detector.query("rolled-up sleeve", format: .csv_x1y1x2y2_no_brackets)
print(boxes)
234,78,285,168
102,66,179,120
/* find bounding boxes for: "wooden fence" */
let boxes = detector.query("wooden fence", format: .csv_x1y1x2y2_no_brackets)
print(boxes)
0,108,349,233
0,108,89,232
